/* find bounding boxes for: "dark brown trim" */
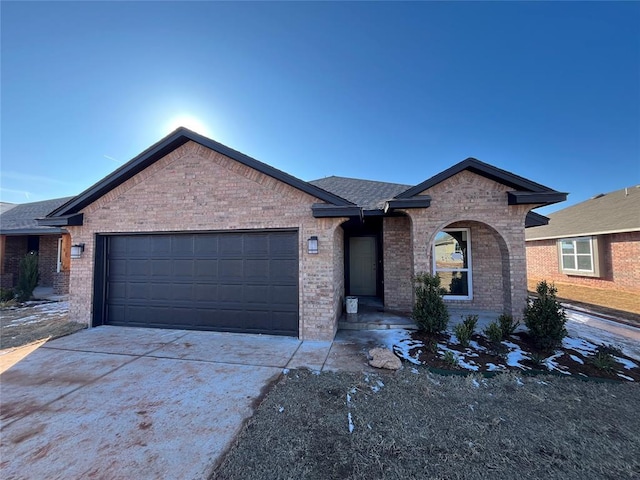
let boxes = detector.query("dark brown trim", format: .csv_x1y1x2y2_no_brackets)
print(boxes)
396,157,561,199
507,191,568,206
47,128,355,221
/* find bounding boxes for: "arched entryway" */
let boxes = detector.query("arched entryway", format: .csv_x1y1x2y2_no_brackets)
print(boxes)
430,220,512,313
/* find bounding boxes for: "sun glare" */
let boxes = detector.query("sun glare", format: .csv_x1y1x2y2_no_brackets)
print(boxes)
165,114,210,136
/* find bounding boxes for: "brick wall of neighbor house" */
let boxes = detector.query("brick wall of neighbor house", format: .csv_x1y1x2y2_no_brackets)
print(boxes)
37,235,59,287
65,141,346,340
383,215,413,312
404,170,534,318
526,231,640,293
1,236,28,288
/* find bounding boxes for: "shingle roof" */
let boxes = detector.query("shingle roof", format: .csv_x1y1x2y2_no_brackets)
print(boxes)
309,176,411,210
525,186,640,241
0,197,74,234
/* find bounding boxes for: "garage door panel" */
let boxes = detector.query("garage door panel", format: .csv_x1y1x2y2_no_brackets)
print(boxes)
103,231,298,335
218,259,244,279
195,259,217,277
219,235,244,255
245,259,269,279
194,284,217,302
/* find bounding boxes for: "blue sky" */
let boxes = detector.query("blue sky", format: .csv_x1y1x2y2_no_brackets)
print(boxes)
1,1,638,215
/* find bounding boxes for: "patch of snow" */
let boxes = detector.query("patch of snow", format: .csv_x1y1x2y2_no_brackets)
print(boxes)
617,373,634,381
311,370,321,376
515,377,524,386
471,378,480,388
410,367,419,374
282,368,290,375
569,354,584,364
347,412,354,433
469,340,485,351
458,357,479,371
614,356,638,370
468,404,475,411
381,329,424,365
346,393,352,405
537,380,549,385
485,363,506,372
545,352,571,375
277,405,284,413
562,337,597,356
505,350,530,370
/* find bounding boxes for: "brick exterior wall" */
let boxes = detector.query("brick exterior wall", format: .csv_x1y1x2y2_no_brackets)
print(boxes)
38,235,59,287
526,231,640,293
383,215,413,312
2,236,27,287
53,271,70,295
400,170,534,319
66,141,345,340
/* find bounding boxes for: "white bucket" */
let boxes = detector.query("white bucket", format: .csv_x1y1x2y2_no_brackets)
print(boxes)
346,296,358,314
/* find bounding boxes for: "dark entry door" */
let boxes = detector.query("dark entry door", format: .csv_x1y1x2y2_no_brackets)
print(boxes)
99,231,299,336
349,236,377,296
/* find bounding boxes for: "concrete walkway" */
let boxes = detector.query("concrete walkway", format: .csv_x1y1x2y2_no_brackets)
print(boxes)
0,326,384,480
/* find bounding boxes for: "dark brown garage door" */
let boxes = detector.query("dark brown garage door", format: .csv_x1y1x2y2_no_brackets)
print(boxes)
94,231,299,336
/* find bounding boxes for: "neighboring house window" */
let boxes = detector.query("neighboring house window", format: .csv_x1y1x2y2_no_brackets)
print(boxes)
433,228,472,299
557,237,601,277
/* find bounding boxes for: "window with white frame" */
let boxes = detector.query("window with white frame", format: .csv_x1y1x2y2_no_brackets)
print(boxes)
558,236,601,277
433,228,472,299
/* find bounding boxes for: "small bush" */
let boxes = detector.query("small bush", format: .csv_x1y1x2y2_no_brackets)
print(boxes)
524,281,567,350
443,350,457,367
0,288,15,302
16,252,40,302
412,273,449,334
498,314,520,338
484,322,503,344
590,346,617,372
453,314,477,348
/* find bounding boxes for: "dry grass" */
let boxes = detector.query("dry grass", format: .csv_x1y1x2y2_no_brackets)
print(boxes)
528,280,640,324
214,369,640,480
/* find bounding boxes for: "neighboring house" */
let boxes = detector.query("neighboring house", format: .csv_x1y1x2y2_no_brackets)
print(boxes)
39,128,566,340
0,197,75,294
526,186,640,294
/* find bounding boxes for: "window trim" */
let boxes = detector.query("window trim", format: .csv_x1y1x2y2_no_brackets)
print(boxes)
433,228,473,300
557,236,602,277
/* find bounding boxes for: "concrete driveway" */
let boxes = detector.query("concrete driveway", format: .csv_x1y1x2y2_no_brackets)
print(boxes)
1,326,364,480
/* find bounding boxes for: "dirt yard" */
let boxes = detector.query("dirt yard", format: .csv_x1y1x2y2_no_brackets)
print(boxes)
0,301,85,350
528,280,640,324
214,368,640,480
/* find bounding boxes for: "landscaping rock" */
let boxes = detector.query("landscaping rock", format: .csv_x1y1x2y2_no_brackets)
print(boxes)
368,347,402,370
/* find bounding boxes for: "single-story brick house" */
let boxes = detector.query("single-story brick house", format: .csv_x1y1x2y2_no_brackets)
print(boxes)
526,186,640,294
39,128,566,340
0,197,74,295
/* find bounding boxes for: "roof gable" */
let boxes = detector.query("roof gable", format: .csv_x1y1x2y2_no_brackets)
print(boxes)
395,157,564,204
45,128,353,223
526,186,640,240
309,176,411,210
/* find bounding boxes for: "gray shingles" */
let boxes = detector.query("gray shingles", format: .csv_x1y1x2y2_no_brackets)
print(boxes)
0,197,74,234
309,176,411,210
525,186,640,240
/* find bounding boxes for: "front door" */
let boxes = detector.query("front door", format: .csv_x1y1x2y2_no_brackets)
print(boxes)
349,236,377,296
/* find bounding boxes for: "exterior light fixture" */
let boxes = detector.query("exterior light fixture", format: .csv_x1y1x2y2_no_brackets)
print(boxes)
308,236,319,254
70,243,85,259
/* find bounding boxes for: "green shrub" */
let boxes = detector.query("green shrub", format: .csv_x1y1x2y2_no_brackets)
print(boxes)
412,273,449,334
484,321,503,344
16,252,40,302
498,314,520,338
453,315,477,348
524,281,567,350
590,346,616,372
443,350,457,367
0,288,15,302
